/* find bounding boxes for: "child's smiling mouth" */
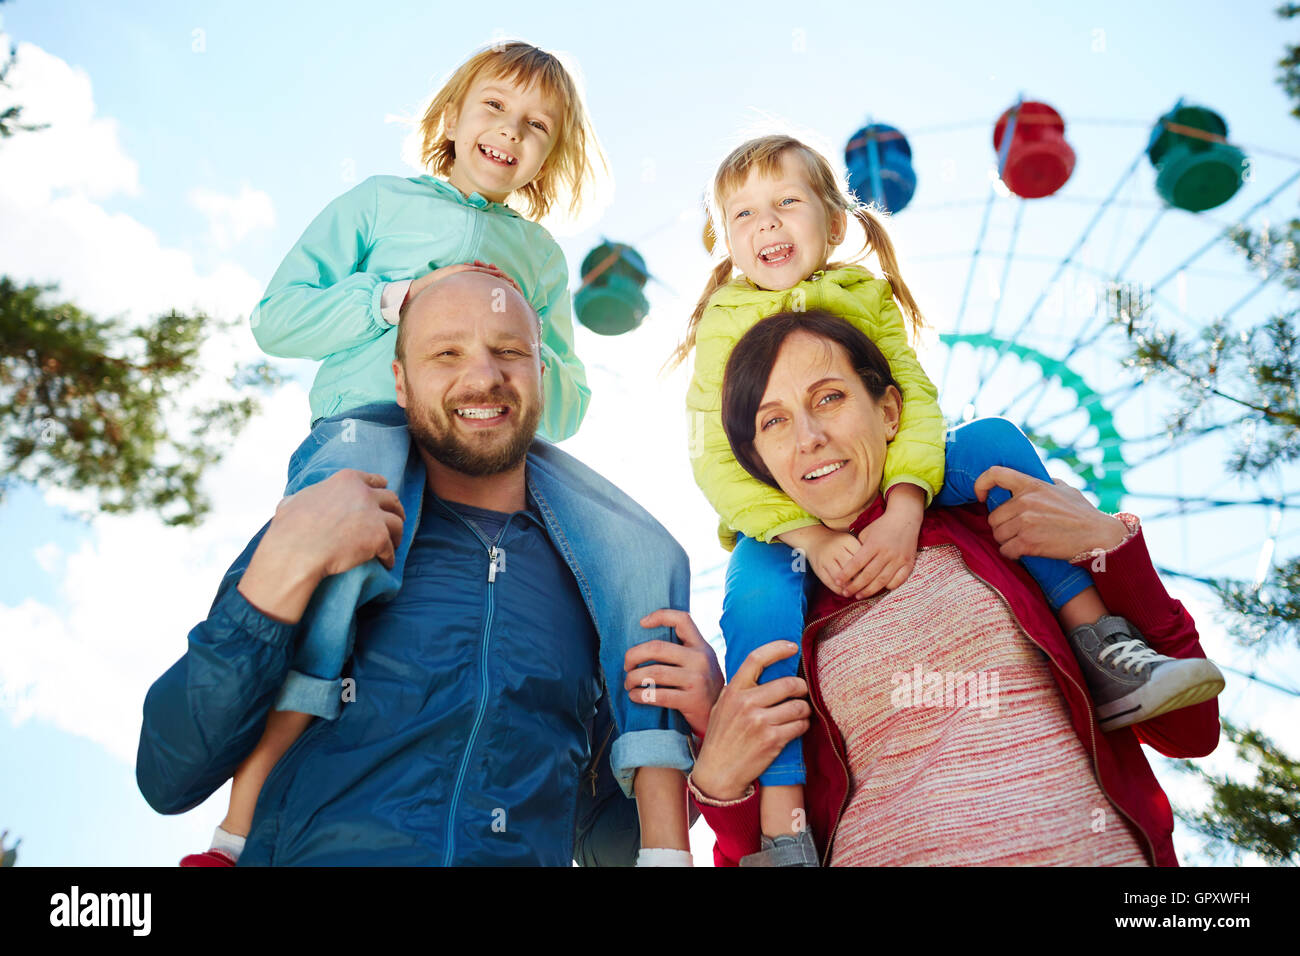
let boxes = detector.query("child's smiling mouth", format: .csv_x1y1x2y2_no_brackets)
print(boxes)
759,242,795,264
478,144,517,166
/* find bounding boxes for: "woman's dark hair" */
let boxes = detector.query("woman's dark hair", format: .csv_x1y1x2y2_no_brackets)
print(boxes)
721,310,901,489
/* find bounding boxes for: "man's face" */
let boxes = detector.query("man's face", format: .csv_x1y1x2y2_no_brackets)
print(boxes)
393,273,545,477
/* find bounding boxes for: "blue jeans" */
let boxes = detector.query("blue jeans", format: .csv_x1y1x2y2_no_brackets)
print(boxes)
522,440,695,798
721,533,812,786
719,417,1092,788
274,402,424,718
934,417,1092,611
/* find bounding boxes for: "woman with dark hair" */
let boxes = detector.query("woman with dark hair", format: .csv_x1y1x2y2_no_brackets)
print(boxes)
686,310,1220,866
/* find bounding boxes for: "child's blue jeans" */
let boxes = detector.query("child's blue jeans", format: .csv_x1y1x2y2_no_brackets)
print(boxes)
721,533,814,787
933,417,1093,610
719,416,1093,787
273,403,425,719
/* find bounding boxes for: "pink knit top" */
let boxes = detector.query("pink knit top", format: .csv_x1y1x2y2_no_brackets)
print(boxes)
815,544,1148,866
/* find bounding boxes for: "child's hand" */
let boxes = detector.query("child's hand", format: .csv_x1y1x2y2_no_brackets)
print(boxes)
801,528,870,598
840,514,920,599
836,484,926,599
401,261,522,317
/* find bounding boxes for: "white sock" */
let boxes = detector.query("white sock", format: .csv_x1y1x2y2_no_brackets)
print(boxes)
210,826,246,862
636,847,694,867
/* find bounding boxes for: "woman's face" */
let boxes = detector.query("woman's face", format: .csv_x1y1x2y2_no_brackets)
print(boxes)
751,331,902,532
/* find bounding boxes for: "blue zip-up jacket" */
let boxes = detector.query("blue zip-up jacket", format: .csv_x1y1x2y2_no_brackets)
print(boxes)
250,174,590,442
134,441,679,865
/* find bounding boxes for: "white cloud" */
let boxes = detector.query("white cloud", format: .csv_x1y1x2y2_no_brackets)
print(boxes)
1,190,263,323
0,37,138,204
0,35,263,324
32,543,61,575
188,183,276,249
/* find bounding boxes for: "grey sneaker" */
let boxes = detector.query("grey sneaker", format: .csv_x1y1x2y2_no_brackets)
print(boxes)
1067,615,1224,730
739,827,820,867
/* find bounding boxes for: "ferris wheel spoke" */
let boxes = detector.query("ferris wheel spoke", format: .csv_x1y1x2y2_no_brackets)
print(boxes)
1113,424,1233,470
1252,505,1285,588
1205,519,1300,570
1220,262,1287,321
1149,166,1300,293
939,187,1000,397
1019,381,1139,433
1052,406,1131,456
971,148,1148,394
1099,421,1228,454
995,325,1121,420
1113,207,1169,281
987,200,1026,332
1127,493,1300,522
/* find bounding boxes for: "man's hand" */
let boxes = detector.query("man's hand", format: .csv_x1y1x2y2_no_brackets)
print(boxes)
689,641,810,802
238,470,405,625
972,465,1127,561
401,260,523,319
624,610,724,739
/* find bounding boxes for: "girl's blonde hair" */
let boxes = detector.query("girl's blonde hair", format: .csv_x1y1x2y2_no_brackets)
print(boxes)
666,134,925,371
418,41,607,222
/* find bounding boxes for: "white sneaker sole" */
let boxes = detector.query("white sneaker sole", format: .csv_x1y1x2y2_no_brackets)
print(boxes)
1095,659,1225,730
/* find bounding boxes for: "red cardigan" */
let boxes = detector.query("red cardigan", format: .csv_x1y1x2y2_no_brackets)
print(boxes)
693,498,1221,867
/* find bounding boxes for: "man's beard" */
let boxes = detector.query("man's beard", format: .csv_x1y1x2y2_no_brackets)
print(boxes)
406,386,540,477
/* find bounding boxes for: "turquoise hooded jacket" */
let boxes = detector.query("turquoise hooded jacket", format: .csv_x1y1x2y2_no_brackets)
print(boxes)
250,174,590,442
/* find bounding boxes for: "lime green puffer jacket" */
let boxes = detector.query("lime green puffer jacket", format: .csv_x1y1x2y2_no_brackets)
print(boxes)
686,265,946,550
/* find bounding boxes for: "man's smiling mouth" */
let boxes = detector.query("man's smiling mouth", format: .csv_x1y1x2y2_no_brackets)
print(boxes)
455,405,509,422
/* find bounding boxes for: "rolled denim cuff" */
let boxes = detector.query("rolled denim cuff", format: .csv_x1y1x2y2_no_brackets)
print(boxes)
610,729,695,799
1039,564,1093,611
274,669,343,720
757,764,807,787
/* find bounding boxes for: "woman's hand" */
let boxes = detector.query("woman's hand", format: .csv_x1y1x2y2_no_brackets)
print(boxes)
400,260,523,318
624,610,724,739
689,641,811,803
973,465,1128,560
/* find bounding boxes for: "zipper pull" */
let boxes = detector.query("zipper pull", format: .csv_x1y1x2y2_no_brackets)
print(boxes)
488,546,506,582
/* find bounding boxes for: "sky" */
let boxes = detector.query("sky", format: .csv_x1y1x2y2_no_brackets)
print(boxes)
1,0,1297,867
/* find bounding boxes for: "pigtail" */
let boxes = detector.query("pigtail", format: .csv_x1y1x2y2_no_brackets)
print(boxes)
663,254,736,373
851,206,927,340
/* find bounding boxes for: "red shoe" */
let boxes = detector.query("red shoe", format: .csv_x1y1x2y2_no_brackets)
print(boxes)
180,848,236,867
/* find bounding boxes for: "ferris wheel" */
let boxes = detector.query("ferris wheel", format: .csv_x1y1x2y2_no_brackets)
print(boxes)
833,97,1300,598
